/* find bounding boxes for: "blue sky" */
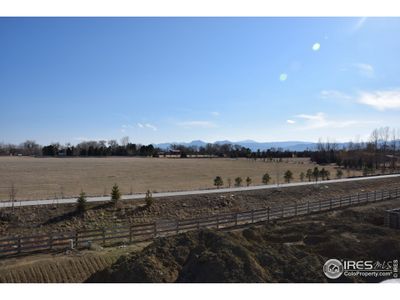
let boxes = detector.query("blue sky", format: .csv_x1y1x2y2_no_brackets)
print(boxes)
1,17,400,145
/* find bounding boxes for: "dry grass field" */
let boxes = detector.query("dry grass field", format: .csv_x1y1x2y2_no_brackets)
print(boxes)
0,156,348,201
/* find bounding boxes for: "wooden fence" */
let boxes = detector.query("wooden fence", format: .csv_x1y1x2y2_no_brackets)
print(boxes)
0,187,399,258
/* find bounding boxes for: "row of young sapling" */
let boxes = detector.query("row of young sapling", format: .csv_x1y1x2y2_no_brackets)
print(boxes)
76,184,154,214
213,167,345,188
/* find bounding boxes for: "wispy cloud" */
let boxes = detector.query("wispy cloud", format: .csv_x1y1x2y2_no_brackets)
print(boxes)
286,119,296,124
320,90,352,100
320,88,400,112
354,63,374,78
145,123,157,131
122,124,135,129
294,112,362,130
352,17,367,32
177,121,217,129
137,123,157,131
357,89,400,111
211,111,220,117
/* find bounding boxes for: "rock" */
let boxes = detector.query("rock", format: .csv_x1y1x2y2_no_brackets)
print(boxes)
89,242,103,251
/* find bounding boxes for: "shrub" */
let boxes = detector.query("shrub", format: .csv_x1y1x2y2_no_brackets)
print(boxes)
77,191,87,213
283,170,293,183
306,169,313,182
145,190,154,207
246,176,252,187
262,173,271,185
214,176,224,188
313,167,320,182
234,177,243,187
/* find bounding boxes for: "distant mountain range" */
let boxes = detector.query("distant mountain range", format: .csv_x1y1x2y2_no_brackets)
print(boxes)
155,140,326,151
155,139,400,151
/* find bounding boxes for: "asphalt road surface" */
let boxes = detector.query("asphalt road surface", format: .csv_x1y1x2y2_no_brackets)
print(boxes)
1,173,399,208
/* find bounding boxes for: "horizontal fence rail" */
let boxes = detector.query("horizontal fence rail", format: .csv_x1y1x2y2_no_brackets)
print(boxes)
0,187,399,258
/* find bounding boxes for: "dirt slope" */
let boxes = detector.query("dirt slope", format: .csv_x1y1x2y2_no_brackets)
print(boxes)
0,243,147,283
87,199,400,283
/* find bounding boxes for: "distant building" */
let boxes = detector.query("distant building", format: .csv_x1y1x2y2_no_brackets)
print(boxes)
159,149,181,158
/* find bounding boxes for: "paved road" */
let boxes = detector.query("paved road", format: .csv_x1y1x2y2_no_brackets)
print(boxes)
1,173,399,208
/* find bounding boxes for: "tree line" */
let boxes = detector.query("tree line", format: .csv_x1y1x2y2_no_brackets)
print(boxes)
1,127,399,175
310,127,400,174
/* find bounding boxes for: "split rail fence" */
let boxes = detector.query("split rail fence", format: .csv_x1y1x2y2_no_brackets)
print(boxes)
0,187,399,258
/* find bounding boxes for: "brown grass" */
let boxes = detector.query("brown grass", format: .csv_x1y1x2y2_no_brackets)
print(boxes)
0,156,352,201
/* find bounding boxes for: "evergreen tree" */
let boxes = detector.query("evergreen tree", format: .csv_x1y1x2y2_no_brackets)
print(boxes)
262,173,271,184
283,170,293,183
234,177,243,187
214,176,224,188
111,183,121,207
336,169,343,179
313,167,320,182
77,191,87,213
246,176,252,187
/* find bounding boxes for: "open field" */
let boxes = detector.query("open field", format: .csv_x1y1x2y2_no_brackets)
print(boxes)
0,156,348,201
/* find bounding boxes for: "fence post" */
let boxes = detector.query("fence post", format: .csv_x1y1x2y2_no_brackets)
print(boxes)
382,190,384,201
294,203,297,216
251,210,254,223
357,193,360,205
75,232,79,248
267,207,270,223
17,238,22,254
329,198,332,210
319,199,322,211
102,228,106,245
49,234,53,250
374,191,376,202
339,196,342,208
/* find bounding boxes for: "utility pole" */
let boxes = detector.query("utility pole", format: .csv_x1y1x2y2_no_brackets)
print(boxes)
275,159,280,187
9,183,16,213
